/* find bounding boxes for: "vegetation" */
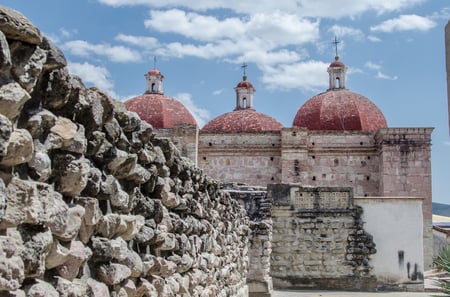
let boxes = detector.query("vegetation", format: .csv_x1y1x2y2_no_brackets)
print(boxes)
434,245,450,295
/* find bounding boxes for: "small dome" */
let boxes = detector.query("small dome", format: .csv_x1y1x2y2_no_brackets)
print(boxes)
292,89,387,131
329,56,345,68
202,109,283,132
125,93,197,129
148,69,161,75
236,76,254,89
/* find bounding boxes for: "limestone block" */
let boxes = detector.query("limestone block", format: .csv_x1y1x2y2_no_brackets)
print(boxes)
0,114,11,159
97,263,131,286
115,109,141,133
154,232,177,252
74,196,102,227
0,30,11,71
24,109,56,139
0,235,24,291
37,67,71,110
28,149,52,182
51,204,85,242
45,239,70,269
10,41,46,92
122,279,136,297
40,37,67,71
126,164,151,185
91,236,134,264
47,117,87,154
0,179,5,221
19,226,52,278
52,154,90,197
23,279,58,297
0,6,42,44
81,88,114,136
54,277,89,297
104,117,122,144
118,250,143,278
1,178,68,228
135,278,157,297
56,241,91,281
106,149,137,179
86,277,110,297
0,128,33,167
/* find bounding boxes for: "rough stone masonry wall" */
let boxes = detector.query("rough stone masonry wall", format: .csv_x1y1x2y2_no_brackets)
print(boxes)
0,6,249,297
223,184,273,297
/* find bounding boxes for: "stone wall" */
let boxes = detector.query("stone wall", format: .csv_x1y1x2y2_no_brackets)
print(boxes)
268,185,377,291
223,184,273,297
198,131,282,187
0,5,249,296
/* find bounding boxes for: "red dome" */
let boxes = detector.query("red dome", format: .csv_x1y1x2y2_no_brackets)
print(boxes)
148,69,161,75
125,93,197,129
236,80,254,89
202,109,283,132
292,89,387,131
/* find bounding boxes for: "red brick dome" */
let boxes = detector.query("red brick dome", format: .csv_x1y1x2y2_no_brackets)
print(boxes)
202,109,283,132
292,89,387,131
125,93,197,129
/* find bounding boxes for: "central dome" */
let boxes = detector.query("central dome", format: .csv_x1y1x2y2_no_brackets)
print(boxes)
202,109,283,132
202,74,283,132
292,56,387,131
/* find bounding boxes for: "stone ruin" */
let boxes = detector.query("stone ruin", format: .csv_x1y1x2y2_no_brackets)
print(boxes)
0,6,250,296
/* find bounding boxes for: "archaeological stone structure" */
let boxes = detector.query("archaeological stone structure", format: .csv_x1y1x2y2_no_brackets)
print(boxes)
0,5,251,296
126,29,433,293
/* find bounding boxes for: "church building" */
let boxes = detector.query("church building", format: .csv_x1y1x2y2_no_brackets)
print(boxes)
125,55,433,290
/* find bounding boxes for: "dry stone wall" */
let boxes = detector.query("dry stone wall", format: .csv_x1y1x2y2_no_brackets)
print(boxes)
0,5,249,297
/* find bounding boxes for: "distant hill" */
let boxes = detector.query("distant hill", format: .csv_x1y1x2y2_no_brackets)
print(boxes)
433,202,450,217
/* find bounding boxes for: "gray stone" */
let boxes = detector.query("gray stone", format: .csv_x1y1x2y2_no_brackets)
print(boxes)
106,149,137,179
1,178,68,228
0,5,42,45
51,204,85,242
0,128,33,167
23,108,56,139
90,237,129,263
38,67,71,110
52,154,90,196
86,278,110,297
0,113,11,160
54,277,89,297
23,279,59,297
135,278,157,297
0,30,11,72
10,41,46,92
40,36,66,71
115,109,141,133
81,166,102,197
19,226,53,278
28,149,52,182
0,235,24,291
45,239,70,269
118,250,143,278
0,82,30,121
57,241,91,281
97,263,131,286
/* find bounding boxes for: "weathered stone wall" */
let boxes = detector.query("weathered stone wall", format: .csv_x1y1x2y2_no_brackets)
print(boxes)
375,128,433,269
0,5,249,296
156,124,199,166
268,185,377,291
198,131,282,187
223,184,273,297
280,128,380,197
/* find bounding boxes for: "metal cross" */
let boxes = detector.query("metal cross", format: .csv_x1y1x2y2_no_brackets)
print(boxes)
332,36,340,57
241,62,248,76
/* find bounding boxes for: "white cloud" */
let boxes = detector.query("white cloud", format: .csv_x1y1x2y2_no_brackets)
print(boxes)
68,62,118,98
175,93,211,127
260,60,329,92
367,35,382,42
365,61,382,71
370,14,436,32
328,25,364,40
63,40,142,63
97,0,425,18
115,33,159,49
212,89,224,95
376,71,398,80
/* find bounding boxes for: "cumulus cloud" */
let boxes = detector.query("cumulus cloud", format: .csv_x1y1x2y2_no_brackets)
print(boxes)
370,14,436,32
63,40,142,63
367,35,382,42
328,25,364,41
175,93,211,127
364,61,398,80
212,89,225,95
115,34,159,49
68,61,118,98
260,60,329,92
97,0,424,18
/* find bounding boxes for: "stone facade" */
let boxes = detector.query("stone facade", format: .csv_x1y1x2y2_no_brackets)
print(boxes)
0,6,250,296
268,185,377,291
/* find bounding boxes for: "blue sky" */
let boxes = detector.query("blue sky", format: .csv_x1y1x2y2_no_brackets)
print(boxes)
3,0,450,204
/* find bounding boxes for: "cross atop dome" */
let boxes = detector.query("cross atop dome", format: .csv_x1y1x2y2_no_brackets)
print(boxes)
235,64,255,110
327,38,347,90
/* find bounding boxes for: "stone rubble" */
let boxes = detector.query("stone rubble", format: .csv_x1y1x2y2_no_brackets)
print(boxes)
0,5,250,297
